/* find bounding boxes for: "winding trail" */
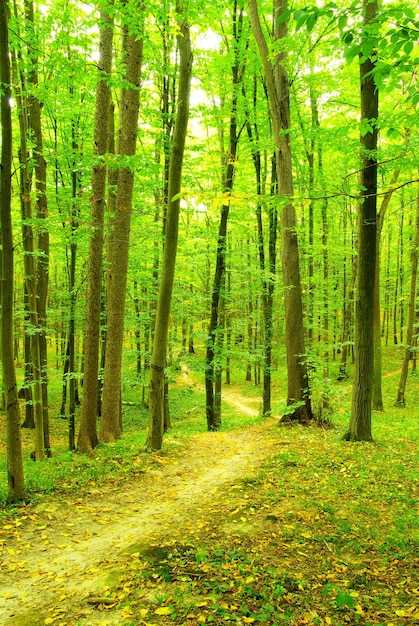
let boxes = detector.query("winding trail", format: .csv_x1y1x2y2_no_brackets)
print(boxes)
0,390,280,625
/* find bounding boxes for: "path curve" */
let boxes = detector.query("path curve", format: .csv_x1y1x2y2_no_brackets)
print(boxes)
0,416,280,625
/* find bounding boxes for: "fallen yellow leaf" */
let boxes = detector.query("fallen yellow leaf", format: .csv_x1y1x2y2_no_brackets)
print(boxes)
155,606,173,615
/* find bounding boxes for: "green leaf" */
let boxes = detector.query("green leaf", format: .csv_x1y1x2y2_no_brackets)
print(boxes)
335,592,355,609
294,9,307,31
342,31,354,45
404,40,414,55
306,13,318,33
386,127,401,140
171,191,182,202
361,41,374,59
338,15,347,30
276,8,292,25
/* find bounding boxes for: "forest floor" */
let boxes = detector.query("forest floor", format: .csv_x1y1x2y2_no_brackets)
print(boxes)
1,369,419,626
0,380,281,626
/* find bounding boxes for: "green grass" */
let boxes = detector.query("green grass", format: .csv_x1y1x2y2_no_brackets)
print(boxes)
1,343,419,512
102,404,419,626
2,345,419,624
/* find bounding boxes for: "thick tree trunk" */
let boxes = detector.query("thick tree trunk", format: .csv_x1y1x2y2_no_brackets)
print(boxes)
78,7,114,453
1,0,25,499
346,0,379,442
147,9,192,450
248,0,312,423
101,9,144,442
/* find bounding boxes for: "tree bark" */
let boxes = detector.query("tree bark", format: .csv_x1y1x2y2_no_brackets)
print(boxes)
24,0,50,457
101,5,144,442
205,1,244,430
395,175,419,406
11,41,39,431
346,0,379,442
78,5,114,453
147,6,192,450
1,0,25,500
372,134,408,409
248,0,312,423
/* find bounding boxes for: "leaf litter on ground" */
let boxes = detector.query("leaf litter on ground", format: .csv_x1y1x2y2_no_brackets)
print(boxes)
0,389,418,626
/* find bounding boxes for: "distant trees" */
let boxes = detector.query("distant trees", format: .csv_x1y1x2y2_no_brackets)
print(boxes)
1,0,419,493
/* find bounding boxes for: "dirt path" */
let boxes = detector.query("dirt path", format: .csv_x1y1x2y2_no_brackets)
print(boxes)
0,391,280,625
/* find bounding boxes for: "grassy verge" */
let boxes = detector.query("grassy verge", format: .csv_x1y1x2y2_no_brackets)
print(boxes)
86,413,419,626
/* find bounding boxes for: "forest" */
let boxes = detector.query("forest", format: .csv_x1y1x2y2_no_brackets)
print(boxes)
1,0,419,624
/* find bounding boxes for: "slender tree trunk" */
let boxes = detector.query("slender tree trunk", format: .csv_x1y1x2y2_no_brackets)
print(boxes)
147,7,192,450
396,176,419,406
248,0,312,423
393,217,402,344
133,281,142,377
24,0,50,456
101,7,144,442
12,46,39,431
245,83,277,414
78,6,114,453
21,287,35,429
225,257,232,385
310,88,330,406
339,227,357,380
206,2,245,430
372,167,402,410
346,0,379,442
1,0,25,499
246,241,253,382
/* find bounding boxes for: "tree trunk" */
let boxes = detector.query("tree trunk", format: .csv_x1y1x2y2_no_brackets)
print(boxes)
12,45,39,431
346,0,379,442
147,6,192,450
396,175,419,406
24,0,50,456
21,287,35,429
78,6,114,453
205,2,244,430
372,166,402,410
244,77,277,414
1,0,25,499
248,0,312,423
101,8,144,442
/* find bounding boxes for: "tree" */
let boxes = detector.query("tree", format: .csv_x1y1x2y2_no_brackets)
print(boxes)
147,2,193,450
78,3,114,454
1,0,25,500
395,175,419,406
244,75,278,416
205,1,246,431
100,1,144,442
346,0,379,442
24,0,51,457
248,0,312,423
